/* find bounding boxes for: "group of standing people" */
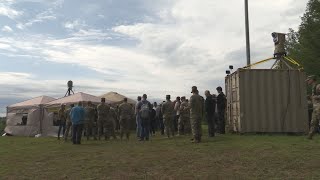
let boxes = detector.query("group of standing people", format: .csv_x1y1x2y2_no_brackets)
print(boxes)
56,85,227,144
135,86,226,143
57,97,134,144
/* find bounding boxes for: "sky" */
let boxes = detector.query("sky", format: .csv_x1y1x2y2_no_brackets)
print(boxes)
0,0,309,116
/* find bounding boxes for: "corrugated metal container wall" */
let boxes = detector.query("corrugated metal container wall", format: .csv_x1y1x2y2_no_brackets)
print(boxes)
225,69,308,133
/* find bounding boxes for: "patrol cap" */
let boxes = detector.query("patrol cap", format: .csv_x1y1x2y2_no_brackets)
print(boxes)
191,86,198,93
306,75,317,82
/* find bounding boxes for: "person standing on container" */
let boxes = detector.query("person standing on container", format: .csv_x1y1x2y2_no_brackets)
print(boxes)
216,86,226,134
307,75,320,140
189,86,203,143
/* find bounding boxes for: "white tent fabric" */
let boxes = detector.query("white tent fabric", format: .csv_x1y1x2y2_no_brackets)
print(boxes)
99,92,136,105
45,92,110,108
5,96,56,136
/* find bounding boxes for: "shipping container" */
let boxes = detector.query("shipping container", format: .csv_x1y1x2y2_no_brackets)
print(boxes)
225,69,308,133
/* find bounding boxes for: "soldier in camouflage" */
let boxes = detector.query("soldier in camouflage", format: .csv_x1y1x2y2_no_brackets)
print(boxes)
57,104,66,140
184,99,191,134
189,86,203,143
307,75,320,139
162,95,175,138
84,101,97,140
108,107,118,140
64,104,74,141
178,96,189,135
97,98,110,140
119,98,133,140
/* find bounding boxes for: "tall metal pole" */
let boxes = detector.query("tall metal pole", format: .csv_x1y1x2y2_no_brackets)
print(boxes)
244,0,251,66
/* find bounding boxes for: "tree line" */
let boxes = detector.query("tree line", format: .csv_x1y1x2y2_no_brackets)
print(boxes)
286,0,320,77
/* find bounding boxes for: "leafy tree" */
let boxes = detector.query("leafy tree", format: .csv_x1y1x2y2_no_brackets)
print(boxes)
286,0,320,77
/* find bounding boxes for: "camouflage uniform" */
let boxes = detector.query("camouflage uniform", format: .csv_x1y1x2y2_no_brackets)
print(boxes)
97,103,110,140
308,84,320,139
178,101,190,135
57,107,66,139
189,94,203,143
84,105,97,140
64,108,72,141
162,100,175,137
119,102,133,140
107,108,117,140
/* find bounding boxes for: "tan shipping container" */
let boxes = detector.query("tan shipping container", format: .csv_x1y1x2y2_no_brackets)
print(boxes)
225,69,308,133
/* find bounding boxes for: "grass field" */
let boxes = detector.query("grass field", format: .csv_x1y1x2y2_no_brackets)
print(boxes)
1,128,320,180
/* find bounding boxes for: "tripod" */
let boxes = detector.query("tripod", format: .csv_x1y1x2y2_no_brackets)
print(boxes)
65,88,74,97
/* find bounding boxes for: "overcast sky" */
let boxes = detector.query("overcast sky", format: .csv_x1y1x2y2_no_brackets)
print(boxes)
0,0,308,116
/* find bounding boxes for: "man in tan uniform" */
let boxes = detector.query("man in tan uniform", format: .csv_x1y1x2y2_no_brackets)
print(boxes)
97,98,110,140
84,101,97,140
178,96,189,135
307,75,320,139
189,86,203,143
162,95,175,138
119,98,134,140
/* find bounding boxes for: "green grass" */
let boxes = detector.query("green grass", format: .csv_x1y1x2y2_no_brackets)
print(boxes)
1,128,320,179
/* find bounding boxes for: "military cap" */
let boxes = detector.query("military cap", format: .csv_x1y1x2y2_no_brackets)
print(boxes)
306,75,317,82
166,95,171,99
191,86,198,93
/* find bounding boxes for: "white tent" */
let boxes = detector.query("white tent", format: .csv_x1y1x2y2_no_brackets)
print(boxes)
5,96,56,136
99,92,136,106
43,92,113,136
45,92,110,108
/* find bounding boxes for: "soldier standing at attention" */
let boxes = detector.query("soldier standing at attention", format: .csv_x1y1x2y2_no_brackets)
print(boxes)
108,107,118,140
119,98,134,140
307,75,320,140
162,95,175,138
84,101,97,140
97,98,110,140
189,86,203,143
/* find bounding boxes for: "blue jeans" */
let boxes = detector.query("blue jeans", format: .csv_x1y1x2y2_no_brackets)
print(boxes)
72,124,84,144
140,117,150,140
57,120,66,139
136,115,142,138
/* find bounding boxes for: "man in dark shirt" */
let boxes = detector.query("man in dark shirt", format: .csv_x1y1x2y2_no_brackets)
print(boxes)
205,90,216,137
216,86,226,134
